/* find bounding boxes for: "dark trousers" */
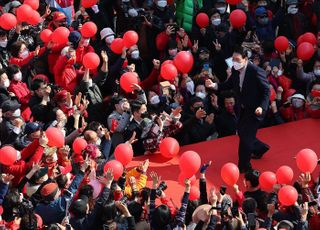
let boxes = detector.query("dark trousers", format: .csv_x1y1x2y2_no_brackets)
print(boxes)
237,109,267,170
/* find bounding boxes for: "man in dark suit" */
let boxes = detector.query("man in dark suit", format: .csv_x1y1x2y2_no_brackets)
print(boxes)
206,47,270,173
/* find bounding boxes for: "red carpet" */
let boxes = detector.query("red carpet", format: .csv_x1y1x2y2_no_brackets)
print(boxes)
127,119,320,204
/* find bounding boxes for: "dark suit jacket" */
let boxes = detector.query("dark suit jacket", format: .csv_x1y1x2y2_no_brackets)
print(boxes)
218,63,270,120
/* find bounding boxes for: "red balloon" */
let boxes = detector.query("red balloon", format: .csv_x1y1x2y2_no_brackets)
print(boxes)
82,0,98,8
161,63,178,81
302,32,317,45
278,185,298,206
0,13,17,30
229,9,247,29
104,160,124,180
162,60,174,66
45,127,65,147
159,137,180,158
259,171,277,191
81,21,97,38
110,38,125,55
189,186,200,201
178,172,196,186
40,29,52,43
173,51,194,74
83,52,100,69
276,165,294,184
221,163,239,186
27,10,41,25
51,27,70,45
196,13,209,28
114,143,134,166
274,36,289,52
0,146,17,166
296,148,318,173
226,0,242,5
123,30,139,48
24,0,39,10
72,138,87,155
120,72,139,93
297,42,314,61
297,34,304,46
16,4,33,22
179,151,201,177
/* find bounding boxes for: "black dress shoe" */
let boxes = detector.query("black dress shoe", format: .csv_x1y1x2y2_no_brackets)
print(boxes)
252,144,270,159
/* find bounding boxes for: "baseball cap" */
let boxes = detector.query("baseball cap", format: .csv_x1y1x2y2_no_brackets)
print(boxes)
198,47,210,54
100,27,115,40
40,182,59,198
1,100,20,113
25,122,42,135
255,7,268,16
53,12,66,21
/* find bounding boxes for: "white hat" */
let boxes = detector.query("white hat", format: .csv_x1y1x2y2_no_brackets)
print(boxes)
100,28,115,40
290,93,306,101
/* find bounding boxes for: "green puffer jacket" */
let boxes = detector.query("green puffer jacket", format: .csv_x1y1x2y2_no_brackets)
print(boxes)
176,0,203,32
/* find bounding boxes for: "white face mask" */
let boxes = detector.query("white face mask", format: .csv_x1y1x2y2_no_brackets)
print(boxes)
247,50,252,58
233,61,244,70
150,95,160,105
131,50,140,59
216,7,226,14
12,109,21,117
186,81,195,95
105,36,114,45
157,0,167,8
19,50,29,59
212,18,221,26
83,39,90,47
13,72,22,81
292,99,304,108
3,79,10,88
0,39,8,48
169,49,178,57
314,69,320,76
196,92,207,99
287,5,298,14
277,70,283,76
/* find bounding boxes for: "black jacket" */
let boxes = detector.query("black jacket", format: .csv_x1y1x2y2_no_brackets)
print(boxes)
218,63,270,121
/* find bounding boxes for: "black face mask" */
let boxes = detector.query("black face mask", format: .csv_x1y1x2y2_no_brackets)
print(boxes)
140,111,149,119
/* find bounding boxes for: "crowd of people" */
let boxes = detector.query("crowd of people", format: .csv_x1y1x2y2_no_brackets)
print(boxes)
0,0,320,229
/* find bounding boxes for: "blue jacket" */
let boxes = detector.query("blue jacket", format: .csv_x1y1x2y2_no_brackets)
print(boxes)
0,181,8,205
35,172,84,225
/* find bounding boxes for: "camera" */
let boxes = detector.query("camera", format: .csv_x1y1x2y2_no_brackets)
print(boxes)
156,181,168,197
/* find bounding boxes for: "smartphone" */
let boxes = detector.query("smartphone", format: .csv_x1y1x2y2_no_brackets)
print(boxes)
220,186,227,195
231,204,239,217
203,63,209,71
247,213,256,227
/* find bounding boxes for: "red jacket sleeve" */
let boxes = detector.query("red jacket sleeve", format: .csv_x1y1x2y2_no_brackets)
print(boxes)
235,191,245,207
21,139,40,160
140,68,160,91
156,31,170,51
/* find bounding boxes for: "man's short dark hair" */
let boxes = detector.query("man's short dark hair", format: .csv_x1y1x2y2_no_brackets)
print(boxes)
31,78,46,91
245,170,260,187
131,100,144,114
221,90,235,100
234,46,248,58
242,197,257,214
